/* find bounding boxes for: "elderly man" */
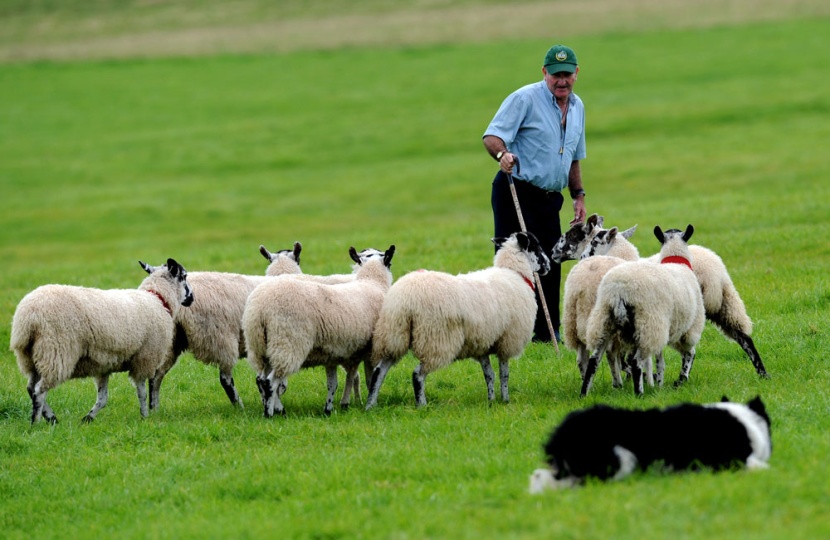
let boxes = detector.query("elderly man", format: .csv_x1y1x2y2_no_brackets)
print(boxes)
483,44,588,343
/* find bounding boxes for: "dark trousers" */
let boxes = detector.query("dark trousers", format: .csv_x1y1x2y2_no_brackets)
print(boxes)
491,171,563,341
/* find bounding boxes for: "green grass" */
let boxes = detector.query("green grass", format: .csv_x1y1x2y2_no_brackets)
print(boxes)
2,3,830,539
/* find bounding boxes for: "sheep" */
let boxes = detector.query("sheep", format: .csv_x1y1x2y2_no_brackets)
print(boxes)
260,241,390,395
10,258,194,424
364,231,551,410
550,213,603,264
588,232,768,378
583,225,705,396
152,242,380,411
561,223,640,389
243,245,395,417
648,245,767,377
148,242,301,411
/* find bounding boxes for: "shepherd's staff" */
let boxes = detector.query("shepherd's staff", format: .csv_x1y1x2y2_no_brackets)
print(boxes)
506,156,560,355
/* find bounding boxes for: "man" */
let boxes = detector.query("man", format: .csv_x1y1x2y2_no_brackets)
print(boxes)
483,44,588,343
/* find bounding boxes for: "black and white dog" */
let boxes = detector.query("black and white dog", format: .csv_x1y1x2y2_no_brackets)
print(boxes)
530,396,771,492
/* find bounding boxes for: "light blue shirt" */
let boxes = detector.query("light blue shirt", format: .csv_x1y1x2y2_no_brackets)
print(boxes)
484,80,586,192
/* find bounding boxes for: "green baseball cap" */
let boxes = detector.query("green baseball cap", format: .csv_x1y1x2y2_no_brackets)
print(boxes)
544,44,578,74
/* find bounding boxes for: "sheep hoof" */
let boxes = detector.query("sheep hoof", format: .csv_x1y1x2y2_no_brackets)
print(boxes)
340,403,350,411
673,378,688,388
81,415,94,424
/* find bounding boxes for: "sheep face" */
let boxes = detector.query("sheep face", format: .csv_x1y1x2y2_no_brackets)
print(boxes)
550,213,603,263
139,258,194,307
579,225,636,259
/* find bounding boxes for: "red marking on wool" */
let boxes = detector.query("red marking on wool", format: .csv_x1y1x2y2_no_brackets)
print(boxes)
146,290,173,316
661,256,693,270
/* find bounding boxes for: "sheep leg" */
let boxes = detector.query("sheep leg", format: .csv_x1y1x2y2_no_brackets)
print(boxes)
149,374,163,411
82,374,110,423
412,364,427,407
606,348,624,389
351,370,362,404
340,365,360,410
262,370,287,418
644,356,654,387
674,348,696,387
498,358,510,403
324,366,338,416
133,376,149,418
655,352,665,387
576,344,590,379
363,360,373,394
478,357,496,402
728,328,769,377
28,374,56,424
219,368,243,409
580,353,600,397
365,360,393,411
631,360,644,396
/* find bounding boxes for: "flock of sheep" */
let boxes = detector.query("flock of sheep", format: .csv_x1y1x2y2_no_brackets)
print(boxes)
9,216,767,423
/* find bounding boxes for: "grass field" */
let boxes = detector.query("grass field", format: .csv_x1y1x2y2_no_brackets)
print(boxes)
1,2,829,539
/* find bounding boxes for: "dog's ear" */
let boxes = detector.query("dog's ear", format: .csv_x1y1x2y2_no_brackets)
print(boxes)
721,395,731,402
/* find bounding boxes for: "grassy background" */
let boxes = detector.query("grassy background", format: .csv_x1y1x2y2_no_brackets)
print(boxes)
1,2,829,539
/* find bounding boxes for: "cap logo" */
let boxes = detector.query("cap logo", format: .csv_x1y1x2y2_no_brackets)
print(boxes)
555,51,567,61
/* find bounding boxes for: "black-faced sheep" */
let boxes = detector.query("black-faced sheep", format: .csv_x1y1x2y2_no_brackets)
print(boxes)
243,246,395,417
364,231,550,409
583,226,705,396
10,259,193,423
550,213,603,264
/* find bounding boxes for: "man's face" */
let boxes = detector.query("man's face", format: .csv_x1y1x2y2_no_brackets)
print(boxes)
543,67,579,101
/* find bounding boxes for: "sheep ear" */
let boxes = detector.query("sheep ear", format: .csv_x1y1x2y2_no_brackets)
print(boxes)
139,261,153,274
492,237,507,249
596,215,604,227
621,225,637,239
653,226,665,244
293,242,302,264
682,224,694,242
166,258,181,278
349,247,361,265
383,245,396,267
721,395,731,402
259,245,273,261
516,232,531,251
607,227,618,241
586,214,597,227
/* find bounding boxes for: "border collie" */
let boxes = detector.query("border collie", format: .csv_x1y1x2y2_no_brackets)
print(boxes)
530,396,771,493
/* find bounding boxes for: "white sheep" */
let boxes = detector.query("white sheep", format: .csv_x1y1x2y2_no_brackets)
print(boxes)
583,226,705,396
648,245,767,377
261,242,389,396
562,229,640,390
149,242,302,411
10,259,194,423
243,245,395,417
364,231,551,409
588,232,769,378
